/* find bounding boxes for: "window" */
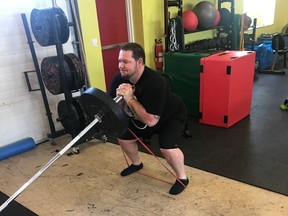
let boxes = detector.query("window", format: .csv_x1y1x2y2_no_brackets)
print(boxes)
243,0,276,28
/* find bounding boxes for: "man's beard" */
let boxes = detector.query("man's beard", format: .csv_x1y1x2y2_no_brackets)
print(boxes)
121,73,131,80
121,66,137,80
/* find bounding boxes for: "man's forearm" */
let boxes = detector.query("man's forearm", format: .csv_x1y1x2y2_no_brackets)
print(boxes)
127,98,159,127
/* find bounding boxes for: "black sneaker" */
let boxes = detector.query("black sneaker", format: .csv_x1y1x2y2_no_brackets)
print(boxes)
120,163,143,176
169,178,189,195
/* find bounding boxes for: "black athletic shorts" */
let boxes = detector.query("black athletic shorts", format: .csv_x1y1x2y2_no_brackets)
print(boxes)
119,106,187,149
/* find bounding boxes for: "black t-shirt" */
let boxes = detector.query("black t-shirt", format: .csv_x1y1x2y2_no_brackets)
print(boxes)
109,66,185,129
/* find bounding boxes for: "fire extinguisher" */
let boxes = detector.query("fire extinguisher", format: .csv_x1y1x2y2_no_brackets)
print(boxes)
154,39,164,70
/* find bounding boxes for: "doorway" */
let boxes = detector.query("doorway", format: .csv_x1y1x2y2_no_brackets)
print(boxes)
96,0,133,91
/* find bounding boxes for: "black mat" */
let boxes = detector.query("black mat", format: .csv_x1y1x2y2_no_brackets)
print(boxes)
137,64,288,196
0,191,38,216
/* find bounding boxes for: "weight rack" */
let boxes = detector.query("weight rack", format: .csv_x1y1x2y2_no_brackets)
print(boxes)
21,7,87,145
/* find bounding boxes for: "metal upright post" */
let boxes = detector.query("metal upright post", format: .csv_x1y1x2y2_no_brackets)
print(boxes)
50,8,77,138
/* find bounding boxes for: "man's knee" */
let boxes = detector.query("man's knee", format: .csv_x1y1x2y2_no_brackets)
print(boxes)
160,148,177,158
118,138,137,145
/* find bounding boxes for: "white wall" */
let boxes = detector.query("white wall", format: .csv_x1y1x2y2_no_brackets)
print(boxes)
0,0,75,147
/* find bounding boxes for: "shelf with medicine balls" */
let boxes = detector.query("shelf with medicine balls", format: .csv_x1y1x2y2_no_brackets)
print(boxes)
21,6,93,147
164,0,240,52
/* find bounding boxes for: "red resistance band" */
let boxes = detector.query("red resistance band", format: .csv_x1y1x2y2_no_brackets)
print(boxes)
123,128,187,188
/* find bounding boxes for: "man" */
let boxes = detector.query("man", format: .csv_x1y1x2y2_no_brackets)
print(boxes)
108,42,189,195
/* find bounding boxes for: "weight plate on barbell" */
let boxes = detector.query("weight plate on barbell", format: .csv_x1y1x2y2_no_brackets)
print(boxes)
80,87,128,137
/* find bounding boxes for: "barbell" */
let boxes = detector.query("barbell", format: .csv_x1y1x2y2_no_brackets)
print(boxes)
0,87,127,212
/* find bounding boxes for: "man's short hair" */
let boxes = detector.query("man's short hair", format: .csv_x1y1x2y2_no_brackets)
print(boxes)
120,42,145,64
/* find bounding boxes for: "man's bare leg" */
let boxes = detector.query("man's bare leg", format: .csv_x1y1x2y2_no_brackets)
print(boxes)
118,138,143,176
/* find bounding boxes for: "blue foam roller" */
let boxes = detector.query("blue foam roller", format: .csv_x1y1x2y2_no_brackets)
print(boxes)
0,137,36,160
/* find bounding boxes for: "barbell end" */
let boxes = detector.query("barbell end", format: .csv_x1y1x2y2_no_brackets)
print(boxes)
0,203,8,212
94,95,123,122
79,87,128,137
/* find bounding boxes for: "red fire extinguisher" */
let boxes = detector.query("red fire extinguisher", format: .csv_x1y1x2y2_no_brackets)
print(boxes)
155,39,164,70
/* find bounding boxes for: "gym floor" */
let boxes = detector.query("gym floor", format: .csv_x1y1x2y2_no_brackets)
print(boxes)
1,61,288,215
0,134,288,216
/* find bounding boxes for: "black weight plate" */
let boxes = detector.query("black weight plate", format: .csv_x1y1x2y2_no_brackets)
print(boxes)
52,7,70,44
31,8,53,46
41,56,70,95
30,7,69,46
72,96,89,130
64,53,85,89
41,54,85,95
80,87,128,137
57,100,81,134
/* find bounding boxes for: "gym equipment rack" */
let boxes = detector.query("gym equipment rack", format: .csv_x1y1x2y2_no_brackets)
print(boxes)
21,6,87,146
164,0,236,52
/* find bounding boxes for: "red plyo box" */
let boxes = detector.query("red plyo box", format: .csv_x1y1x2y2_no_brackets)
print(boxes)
199,51,256,128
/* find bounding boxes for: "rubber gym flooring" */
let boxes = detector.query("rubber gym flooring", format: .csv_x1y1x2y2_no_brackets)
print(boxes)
144,61,288,197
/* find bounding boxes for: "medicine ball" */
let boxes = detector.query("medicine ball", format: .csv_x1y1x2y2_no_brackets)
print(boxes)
193,1,217,30
214,10,220,26
183,10,198,32
243,14,252,30
218,8,231,27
